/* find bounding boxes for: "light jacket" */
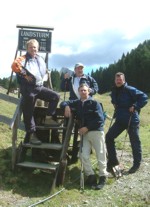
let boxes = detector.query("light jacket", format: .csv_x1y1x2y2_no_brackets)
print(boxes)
12,52,47,87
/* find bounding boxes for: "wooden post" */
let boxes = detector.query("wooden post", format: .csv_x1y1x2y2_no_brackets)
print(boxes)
54,115,74,189
10,98,22,170
6,47,19,95
12,117,18,170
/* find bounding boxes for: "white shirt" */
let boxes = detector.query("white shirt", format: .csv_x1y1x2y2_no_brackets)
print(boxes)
73,77,81,99
27,58,43,85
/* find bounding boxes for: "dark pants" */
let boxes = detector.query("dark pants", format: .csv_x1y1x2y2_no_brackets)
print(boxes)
21,85,60,133
105,121,142,167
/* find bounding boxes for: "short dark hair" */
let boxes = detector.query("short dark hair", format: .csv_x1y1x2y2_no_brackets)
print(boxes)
115,72,125,80
78,83,89,91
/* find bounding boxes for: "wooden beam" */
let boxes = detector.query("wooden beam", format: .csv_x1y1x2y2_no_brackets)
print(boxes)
16,24,54,31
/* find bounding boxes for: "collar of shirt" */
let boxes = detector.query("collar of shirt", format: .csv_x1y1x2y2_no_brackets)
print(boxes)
80,96,90,105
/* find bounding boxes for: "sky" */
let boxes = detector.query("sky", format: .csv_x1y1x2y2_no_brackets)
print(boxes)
1,0,150,78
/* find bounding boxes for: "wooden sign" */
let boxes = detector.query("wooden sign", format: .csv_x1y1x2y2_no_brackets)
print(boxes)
18,29,52,53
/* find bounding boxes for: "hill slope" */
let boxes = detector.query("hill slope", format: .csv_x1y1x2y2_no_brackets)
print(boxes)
0,89,149,207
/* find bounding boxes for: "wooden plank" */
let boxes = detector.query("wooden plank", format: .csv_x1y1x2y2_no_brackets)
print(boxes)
60,115,74,160
10,97,22,129
17,161,59,171
51,115,74,188
36,125,66,130
11,115,18,170
22,143,62,150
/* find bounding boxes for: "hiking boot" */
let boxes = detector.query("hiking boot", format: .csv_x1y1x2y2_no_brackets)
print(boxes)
107,162,115,173
24,132,30,144
42,116,61,126
107,160,119,172
95,176,106,190
107,162,122,178
128,165,140,174
85,174,97,188
30,133,42,145
112,165,123,178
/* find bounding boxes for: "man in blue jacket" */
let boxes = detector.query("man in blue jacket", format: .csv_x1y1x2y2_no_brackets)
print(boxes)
60,83,108,190
106,72,148,174
61,63,99,162
60,63,99,100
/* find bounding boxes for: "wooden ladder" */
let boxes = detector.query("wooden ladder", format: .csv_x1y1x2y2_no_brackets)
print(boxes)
10,102,74,189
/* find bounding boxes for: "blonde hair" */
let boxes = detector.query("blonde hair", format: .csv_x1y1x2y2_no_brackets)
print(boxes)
26,39,39,49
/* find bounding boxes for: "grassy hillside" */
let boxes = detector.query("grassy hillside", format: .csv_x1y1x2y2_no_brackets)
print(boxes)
0,88,149,207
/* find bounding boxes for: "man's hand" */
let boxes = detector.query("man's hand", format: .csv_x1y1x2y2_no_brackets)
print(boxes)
24,75,33,82
79,127,88,135
11,60,22,73
64,106,71,117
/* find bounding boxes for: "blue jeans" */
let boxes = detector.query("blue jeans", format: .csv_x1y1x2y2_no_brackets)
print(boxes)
105,121,141,167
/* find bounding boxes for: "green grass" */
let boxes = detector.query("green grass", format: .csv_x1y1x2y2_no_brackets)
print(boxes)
0,89,150,207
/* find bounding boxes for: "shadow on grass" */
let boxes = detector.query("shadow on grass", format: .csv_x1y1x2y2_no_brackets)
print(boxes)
0,146,57,198
0,115,12,126
0,115,25,131
0,141,90,197
0,146,118,200
63,165,87,191
0,93,19,105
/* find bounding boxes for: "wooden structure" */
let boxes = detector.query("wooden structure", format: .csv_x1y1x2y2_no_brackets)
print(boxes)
10,100,75,188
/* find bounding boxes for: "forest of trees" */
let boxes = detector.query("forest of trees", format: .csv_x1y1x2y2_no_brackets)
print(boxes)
1,39,150,94
91,40,150,94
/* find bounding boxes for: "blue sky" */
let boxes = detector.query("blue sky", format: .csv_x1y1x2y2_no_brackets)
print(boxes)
0,0,150,78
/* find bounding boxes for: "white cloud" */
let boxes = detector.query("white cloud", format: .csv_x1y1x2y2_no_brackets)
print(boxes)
0,0,150,78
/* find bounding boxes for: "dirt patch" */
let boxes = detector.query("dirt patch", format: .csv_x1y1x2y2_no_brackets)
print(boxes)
79,156,150,207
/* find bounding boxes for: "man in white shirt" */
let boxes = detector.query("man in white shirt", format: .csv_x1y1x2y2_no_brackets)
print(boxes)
11,39,60,145
60,63,99,162
61,63,99,100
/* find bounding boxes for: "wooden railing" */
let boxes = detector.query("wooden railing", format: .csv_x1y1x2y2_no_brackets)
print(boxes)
10,97,22,170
